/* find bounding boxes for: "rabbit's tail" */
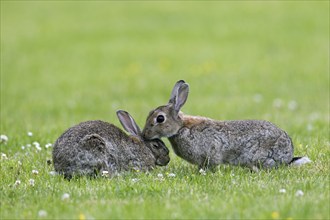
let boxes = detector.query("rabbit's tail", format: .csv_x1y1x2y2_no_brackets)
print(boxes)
289,156,312,166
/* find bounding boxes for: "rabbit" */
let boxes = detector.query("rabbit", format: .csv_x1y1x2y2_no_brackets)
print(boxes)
142,80,311,171
52,110,170,179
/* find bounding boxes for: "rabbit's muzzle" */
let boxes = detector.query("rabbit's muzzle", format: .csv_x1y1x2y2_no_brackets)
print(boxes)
146,138,170,166
154,143,170,166
156,155,170,166
142,129,159,140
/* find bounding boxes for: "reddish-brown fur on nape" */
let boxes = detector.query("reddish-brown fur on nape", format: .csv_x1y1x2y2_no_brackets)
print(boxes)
180,113,210,128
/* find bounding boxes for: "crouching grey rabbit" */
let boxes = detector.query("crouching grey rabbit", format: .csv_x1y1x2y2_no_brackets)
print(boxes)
53,110,170,179
142,80,311,171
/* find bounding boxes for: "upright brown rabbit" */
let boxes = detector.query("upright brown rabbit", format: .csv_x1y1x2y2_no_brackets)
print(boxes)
53,110,170,179
142,80,310,171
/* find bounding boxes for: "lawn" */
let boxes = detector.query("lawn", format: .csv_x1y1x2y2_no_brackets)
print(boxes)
1,1,329,219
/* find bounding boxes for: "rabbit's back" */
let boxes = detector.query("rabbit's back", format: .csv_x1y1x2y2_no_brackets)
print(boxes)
53,120,125,177
222,120,293,167
55,120,124,144
169,119,293,168
53,120,158,177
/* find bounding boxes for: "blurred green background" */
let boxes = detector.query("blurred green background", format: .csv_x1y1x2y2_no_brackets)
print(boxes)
2,1,328,137
0,2,329,219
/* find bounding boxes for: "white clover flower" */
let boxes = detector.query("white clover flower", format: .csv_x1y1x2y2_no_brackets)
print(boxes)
61,193,70,201
101,171,109,177
1,153,8,160
199,168,206,176
131,178,139,183
167,173,176,178
49,171,57,176
273,98,283,109
32,170,39,175
295,190,304,197
288,100,298,111
29,179,35,186
156,173,165,181
33,142,42,151
0,134,8,143
26,144,31,148
279,189,286,194
14,180,21,186
21,146,25,150
27,132,33,137
45,143,52,148
38,210,47,217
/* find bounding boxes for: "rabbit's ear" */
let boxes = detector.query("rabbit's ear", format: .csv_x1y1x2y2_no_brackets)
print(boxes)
174,83,189,113
116,110,141,136
168,80,186,104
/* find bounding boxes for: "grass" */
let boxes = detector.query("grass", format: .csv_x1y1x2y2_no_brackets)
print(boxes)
1,1,329,219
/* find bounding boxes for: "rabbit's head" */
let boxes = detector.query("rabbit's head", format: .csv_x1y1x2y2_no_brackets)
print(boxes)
117,110,170,166
142,80,189,140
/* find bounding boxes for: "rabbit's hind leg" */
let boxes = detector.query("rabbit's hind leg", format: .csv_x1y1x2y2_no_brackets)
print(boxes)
75,134,108,177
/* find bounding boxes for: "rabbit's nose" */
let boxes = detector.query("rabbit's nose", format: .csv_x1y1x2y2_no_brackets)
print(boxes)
156,157,170,166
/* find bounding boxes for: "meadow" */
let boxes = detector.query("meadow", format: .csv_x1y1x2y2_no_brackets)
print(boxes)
1,1,329,219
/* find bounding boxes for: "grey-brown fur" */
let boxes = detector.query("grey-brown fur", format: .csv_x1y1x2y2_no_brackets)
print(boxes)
53,110,170,179
142,80,304,170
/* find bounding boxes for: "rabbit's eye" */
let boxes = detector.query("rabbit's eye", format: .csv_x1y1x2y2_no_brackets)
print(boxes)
153,143,161,149
156,115,165,123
